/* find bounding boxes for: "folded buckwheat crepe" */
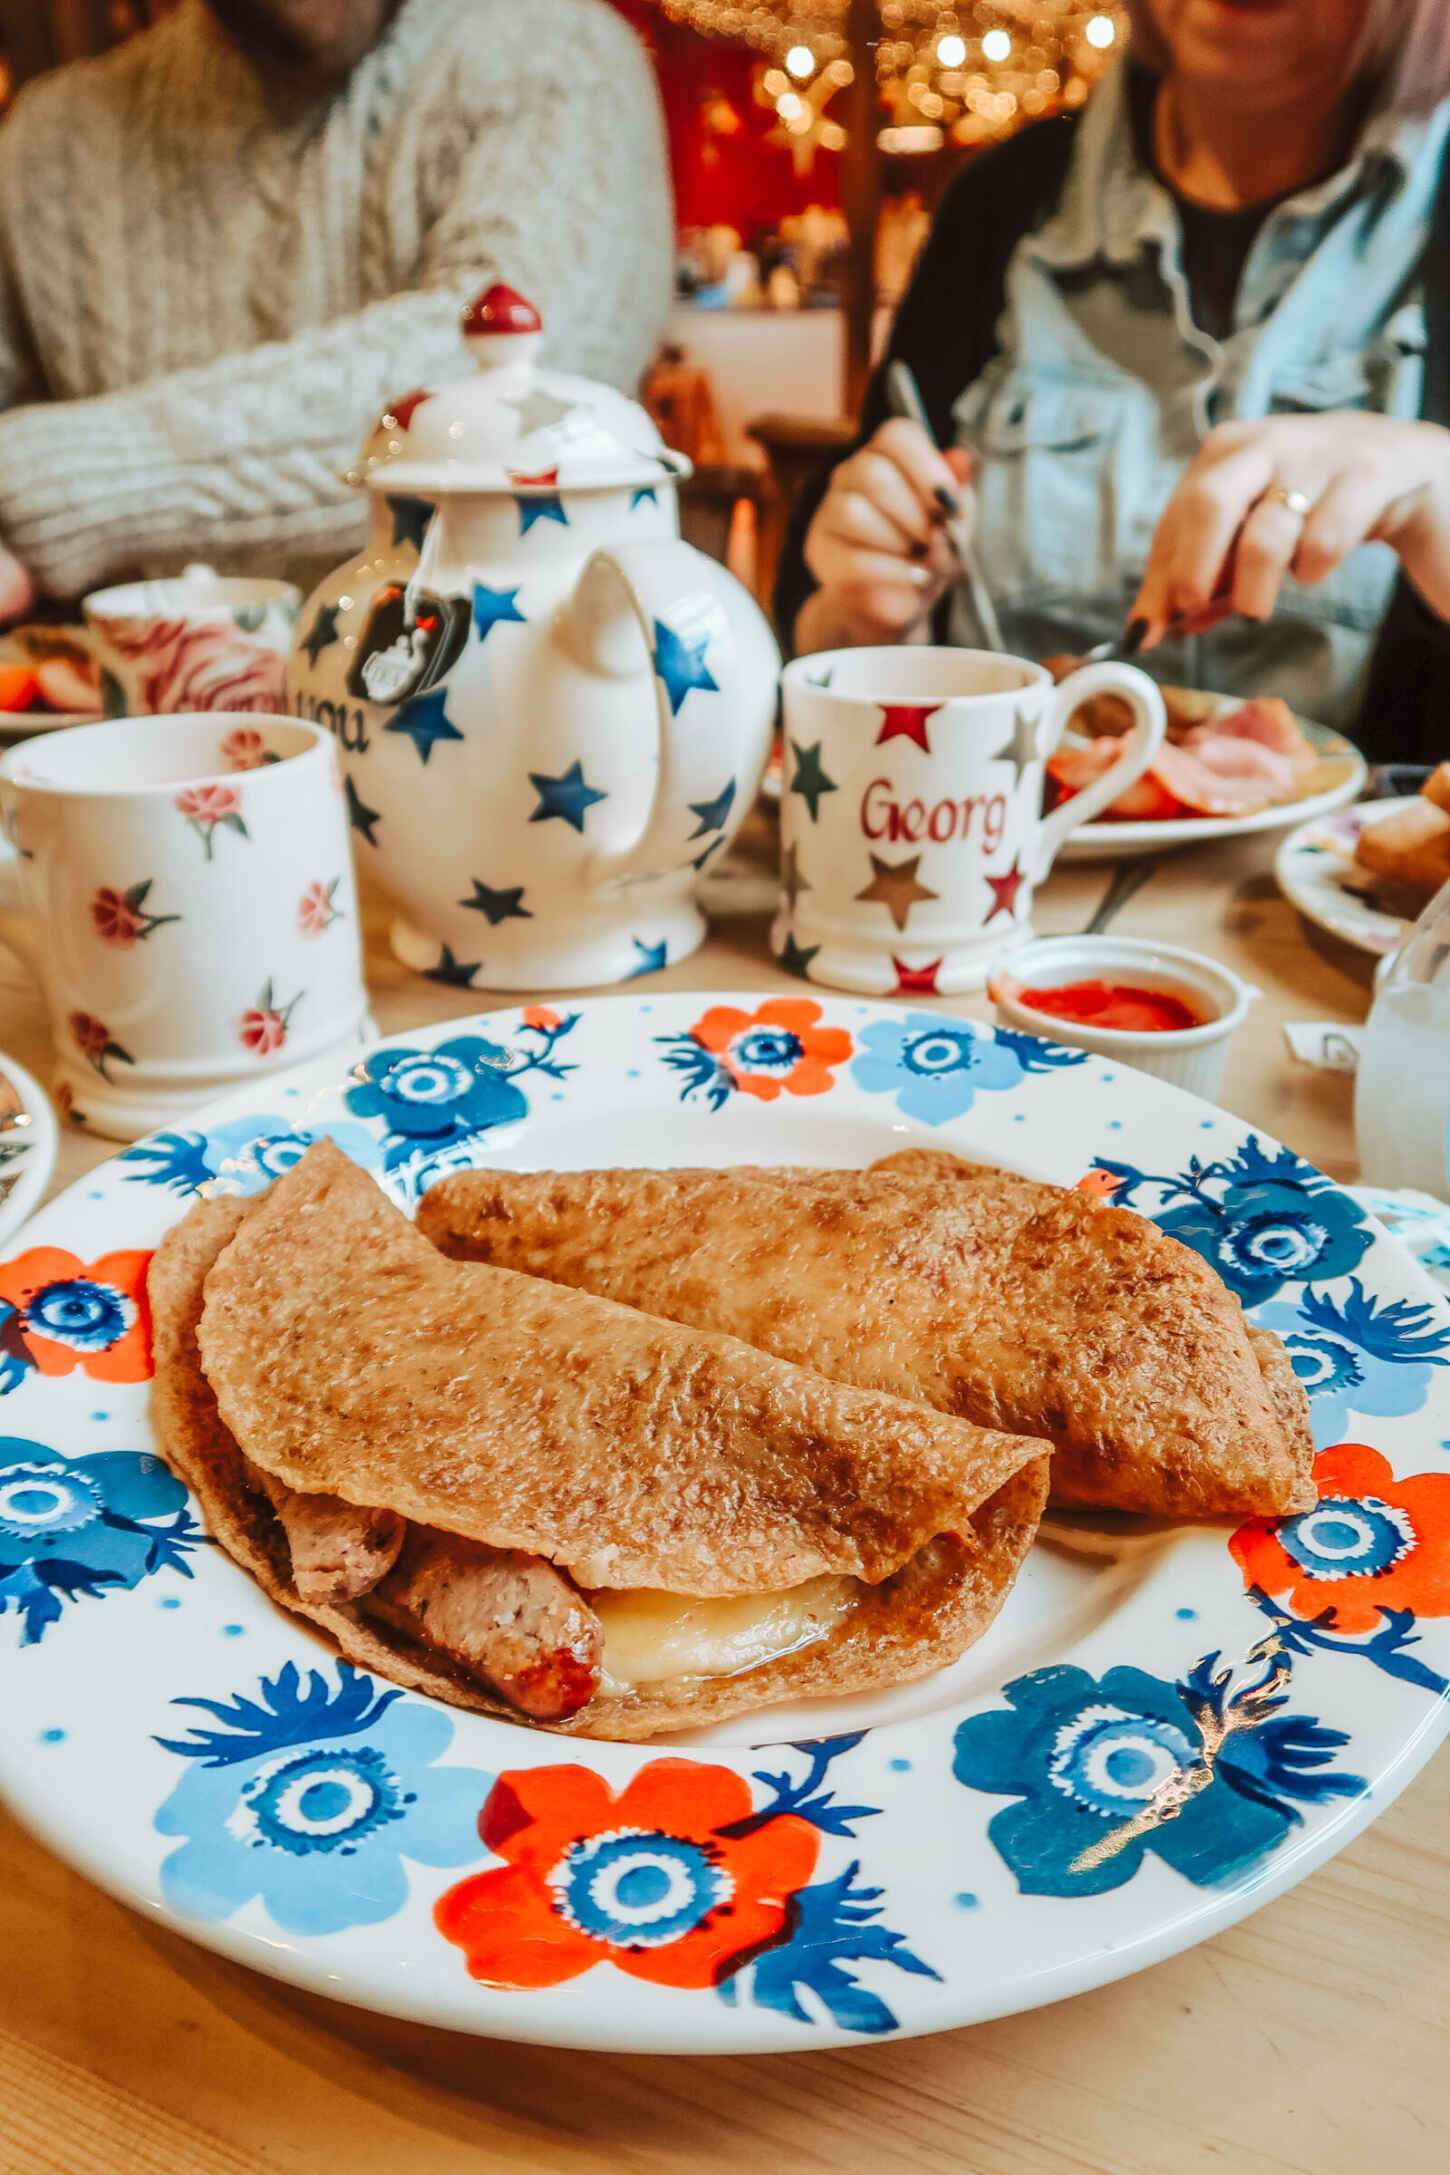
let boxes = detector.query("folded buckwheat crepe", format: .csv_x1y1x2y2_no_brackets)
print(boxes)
149,1142,1048,1738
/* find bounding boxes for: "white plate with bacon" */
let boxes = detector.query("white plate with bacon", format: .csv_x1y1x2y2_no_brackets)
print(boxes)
1046,674,1366,862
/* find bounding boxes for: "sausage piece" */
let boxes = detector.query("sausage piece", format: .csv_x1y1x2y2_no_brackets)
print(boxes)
369,1529,601,1720
251,1466,405,1606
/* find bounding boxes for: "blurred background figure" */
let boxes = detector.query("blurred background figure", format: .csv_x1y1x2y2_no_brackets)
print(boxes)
783,0,1450,762
0,0,672,614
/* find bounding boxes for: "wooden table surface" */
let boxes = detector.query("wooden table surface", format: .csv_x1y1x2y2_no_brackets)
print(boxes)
4,820,1447,2175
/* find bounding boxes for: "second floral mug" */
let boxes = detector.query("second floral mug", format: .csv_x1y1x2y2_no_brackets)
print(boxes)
83,564,300,718
0,714,370,1140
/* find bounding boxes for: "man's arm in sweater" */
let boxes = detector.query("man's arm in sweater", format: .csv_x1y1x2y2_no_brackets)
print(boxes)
0,239,44,615
0,18,672,598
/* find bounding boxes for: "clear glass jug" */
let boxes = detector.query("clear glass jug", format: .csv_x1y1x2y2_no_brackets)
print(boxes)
1355,875,1450,1194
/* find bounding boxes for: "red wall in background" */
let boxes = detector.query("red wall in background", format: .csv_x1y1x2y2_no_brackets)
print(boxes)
608,1,843,236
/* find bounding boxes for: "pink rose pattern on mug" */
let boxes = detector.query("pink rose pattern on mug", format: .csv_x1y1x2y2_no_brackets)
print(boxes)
84,574,300,721
98,615,288,716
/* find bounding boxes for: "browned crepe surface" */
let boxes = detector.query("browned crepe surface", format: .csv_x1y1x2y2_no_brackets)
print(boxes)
149,1179,1047,1740
196,1142,1043,1595
418,1158,1314,1520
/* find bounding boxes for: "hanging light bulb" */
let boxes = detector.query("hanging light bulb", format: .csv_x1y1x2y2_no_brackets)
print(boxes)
776,88,803,119
936,32,966,67
982,27,1012,63
1085,13,1116,46
785,43,814,78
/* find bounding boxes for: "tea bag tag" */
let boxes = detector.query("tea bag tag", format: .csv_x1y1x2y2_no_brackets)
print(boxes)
347,582,469,708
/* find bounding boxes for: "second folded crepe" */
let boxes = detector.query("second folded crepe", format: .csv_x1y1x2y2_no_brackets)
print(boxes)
418,1158,1315,1519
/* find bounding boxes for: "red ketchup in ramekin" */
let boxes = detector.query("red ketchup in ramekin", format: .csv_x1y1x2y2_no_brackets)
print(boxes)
1015,978,1205,1035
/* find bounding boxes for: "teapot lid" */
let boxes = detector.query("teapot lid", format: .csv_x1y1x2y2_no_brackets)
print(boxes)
359,285,691,499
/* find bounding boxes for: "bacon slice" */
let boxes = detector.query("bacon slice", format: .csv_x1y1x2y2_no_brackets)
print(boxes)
1046,740,1187,820
1157,734,1297,812
1047,693,1314,822
1203,697,1316,774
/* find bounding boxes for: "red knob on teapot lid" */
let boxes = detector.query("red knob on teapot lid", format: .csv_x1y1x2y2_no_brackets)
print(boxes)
462,285,543,338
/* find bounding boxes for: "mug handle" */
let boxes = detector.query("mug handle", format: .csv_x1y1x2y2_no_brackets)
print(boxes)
568,540,776,884
1033,662,1167,875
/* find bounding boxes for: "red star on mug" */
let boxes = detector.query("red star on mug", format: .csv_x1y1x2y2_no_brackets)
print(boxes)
984,856,1026,923
892,957,944,995
875,704,941,753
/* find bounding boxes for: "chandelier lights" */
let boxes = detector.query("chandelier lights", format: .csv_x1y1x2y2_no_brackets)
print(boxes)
649,2,1128,152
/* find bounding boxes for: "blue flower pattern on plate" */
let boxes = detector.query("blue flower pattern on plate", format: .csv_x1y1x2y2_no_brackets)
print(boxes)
28,1282,128,1349
850,1014,1085,1126
344,1016,579,1190
1255,1281,1450,1442
952,1644,1362,1898
719,1734,938,2035
154,1662,492,1936
0,1437,203,1644
121,1114,381,1198
1094,1137,1374,1302
729,1861,940,2037
563,1831,730,1945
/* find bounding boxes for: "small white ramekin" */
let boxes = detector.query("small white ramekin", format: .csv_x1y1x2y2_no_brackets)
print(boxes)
987,934,1257,1103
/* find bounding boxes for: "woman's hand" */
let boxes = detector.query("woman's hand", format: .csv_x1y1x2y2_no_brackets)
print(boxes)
0,545,33,627
1131,414,1450,642
796,420,973,654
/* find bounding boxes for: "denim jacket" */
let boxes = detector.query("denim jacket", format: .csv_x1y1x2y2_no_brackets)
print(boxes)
948,61,1450,729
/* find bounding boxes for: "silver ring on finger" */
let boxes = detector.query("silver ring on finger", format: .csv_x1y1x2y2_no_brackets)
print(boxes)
1268,486,1314,520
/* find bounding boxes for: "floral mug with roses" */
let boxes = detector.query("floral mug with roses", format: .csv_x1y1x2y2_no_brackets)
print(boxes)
0,713,369,1140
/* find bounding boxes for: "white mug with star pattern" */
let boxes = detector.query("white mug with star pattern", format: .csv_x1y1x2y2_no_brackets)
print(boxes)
0,714,370,1141
772,648,1165,995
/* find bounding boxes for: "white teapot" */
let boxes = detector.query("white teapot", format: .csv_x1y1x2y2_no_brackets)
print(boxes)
286,285,779,989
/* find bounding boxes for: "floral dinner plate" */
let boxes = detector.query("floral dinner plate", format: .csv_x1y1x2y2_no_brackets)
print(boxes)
2,993,1449,2053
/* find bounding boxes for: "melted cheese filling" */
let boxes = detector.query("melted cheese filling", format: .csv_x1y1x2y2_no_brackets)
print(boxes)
593,1577,857,1689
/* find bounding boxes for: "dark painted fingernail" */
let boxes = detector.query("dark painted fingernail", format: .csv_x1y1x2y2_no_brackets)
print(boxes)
1122,615,1149,656
909,539,928,561
933,485,962,519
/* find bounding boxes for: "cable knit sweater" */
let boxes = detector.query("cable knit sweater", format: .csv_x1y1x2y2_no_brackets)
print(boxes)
0,0,673,596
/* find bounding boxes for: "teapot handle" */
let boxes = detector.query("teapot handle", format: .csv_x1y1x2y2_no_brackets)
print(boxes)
571,540,772,885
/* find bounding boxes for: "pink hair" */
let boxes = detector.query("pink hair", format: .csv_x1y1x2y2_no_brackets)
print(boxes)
1124,0,1450,115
